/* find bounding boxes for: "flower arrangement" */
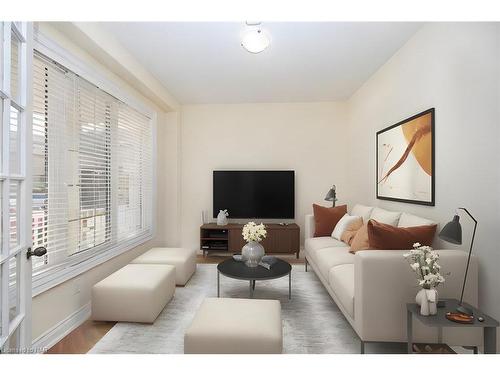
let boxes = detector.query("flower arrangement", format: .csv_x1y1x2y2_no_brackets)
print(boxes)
404,243,445,289
242,222,267,243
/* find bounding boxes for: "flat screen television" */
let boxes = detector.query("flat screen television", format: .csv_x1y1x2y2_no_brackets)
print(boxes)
213,170,295,219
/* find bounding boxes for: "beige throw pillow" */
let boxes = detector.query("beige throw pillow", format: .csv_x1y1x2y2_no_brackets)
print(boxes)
332,214,362,240
340,217,363,245
349,224,370,253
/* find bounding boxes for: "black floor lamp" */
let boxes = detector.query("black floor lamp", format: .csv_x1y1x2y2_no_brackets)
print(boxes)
438,207,477,316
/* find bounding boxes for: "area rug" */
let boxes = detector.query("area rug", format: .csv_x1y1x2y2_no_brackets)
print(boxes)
89,264,405,354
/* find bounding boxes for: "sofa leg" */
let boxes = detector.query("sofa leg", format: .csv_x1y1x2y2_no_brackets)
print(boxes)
305,257,308,272
360,341,365,354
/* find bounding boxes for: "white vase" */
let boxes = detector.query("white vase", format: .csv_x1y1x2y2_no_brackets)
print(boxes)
415,288,438,316
241,241,265,267
216,210,228,226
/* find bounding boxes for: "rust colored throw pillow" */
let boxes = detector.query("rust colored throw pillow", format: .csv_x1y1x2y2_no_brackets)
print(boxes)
367,220,437,250
313,204,347,237
340,217,363,245
349,224,370,253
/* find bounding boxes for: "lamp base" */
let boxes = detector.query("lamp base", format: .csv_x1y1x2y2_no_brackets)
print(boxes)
456,304,473,316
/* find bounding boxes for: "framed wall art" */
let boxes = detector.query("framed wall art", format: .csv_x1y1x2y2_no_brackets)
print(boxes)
376,108,435,206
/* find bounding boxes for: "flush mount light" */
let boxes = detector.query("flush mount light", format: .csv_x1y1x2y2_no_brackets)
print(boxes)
241,24,270,54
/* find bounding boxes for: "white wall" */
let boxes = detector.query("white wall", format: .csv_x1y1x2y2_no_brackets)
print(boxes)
180,102,348,250
347,23,500,345
31,24,181,342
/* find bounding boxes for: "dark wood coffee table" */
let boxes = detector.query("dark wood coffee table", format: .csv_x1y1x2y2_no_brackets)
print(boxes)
217,258,292,299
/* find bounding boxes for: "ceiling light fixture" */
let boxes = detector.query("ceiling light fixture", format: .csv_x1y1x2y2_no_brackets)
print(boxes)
241,22,270,54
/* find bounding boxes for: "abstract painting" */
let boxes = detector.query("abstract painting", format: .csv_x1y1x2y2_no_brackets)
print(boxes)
376,108,435,206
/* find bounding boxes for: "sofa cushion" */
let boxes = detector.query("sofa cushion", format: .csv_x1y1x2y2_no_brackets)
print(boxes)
329,264,355,318
398,212,436,227
314,247,355,280
313,204,347,237
369,207,401,226
350,204,374,223
305,236,348,253
367,220,437,250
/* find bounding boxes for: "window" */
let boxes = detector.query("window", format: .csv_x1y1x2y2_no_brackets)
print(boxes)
32,51,153,279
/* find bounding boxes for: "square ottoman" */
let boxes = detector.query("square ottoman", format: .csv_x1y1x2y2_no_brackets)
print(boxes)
131,247,196,286
184,298,282,354
91,264,175,323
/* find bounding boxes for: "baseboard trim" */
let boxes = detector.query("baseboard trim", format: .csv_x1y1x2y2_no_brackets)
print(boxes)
32,302,91,352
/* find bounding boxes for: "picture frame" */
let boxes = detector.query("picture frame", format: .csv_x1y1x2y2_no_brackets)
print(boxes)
376,108,435,206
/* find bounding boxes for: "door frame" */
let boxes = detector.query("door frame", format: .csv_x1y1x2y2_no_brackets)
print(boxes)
0,21,33,353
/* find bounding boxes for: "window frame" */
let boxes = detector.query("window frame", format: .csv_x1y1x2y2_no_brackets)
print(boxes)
31,31,157,297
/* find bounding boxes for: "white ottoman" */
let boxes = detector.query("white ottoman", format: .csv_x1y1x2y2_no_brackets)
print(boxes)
131,247,196,286
184,298,282,354
91,264,175,323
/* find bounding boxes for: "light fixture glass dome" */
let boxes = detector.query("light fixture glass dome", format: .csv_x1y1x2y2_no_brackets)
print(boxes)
241,29,270,54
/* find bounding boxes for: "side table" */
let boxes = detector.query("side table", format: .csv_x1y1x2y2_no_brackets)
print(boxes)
407,298,499,354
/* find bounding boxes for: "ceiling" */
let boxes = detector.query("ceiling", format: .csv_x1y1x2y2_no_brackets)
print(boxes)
101,22,422,104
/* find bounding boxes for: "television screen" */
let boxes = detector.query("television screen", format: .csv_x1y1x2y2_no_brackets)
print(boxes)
213,170,295,219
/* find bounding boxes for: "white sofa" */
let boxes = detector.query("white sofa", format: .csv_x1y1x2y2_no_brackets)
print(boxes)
304,204,480,352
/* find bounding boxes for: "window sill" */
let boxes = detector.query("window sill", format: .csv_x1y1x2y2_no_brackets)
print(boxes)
31,232,154,297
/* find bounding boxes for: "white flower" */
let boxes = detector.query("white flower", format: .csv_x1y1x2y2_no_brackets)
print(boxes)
405,244,446,288
242,222,267,242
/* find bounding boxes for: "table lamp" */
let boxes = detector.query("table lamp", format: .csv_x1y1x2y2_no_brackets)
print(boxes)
438,207,477,316
324,185,338,207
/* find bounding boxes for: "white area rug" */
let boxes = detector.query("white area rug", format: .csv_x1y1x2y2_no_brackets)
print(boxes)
90,264,405,354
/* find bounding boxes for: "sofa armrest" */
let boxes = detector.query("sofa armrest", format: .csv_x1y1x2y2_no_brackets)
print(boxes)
354,249,479,344
304,214,315,240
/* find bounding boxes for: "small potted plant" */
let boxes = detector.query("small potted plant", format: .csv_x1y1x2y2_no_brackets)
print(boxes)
404,243,446,316
241,222,267,267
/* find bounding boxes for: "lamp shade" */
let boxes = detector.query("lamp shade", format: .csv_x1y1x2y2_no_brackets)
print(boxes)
324,186,336,201
438,215,462,245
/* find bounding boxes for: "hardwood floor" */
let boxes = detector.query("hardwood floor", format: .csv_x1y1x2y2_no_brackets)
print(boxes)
47,320,115,354
46,254,304,354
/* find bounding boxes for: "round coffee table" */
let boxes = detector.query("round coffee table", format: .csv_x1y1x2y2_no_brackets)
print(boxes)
217,258,292,299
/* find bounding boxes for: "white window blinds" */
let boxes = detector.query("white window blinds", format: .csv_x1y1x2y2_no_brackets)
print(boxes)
32,52,153,276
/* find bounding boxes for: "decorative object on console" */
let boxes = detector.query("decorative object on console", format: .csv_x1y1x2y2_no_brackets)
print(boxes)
332,214,362,240
376,108,435,206
312,204,347,237
324,185,338,207
438,207,478,316
217,209,229,226
241,222,267,267
404,243,445,316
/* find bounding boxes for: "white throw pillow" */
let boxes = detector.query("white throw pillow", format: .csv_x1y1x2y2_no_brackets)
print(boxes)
350,204,374,223
398,212,435,227
332,214,362,240
369,207,402,226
